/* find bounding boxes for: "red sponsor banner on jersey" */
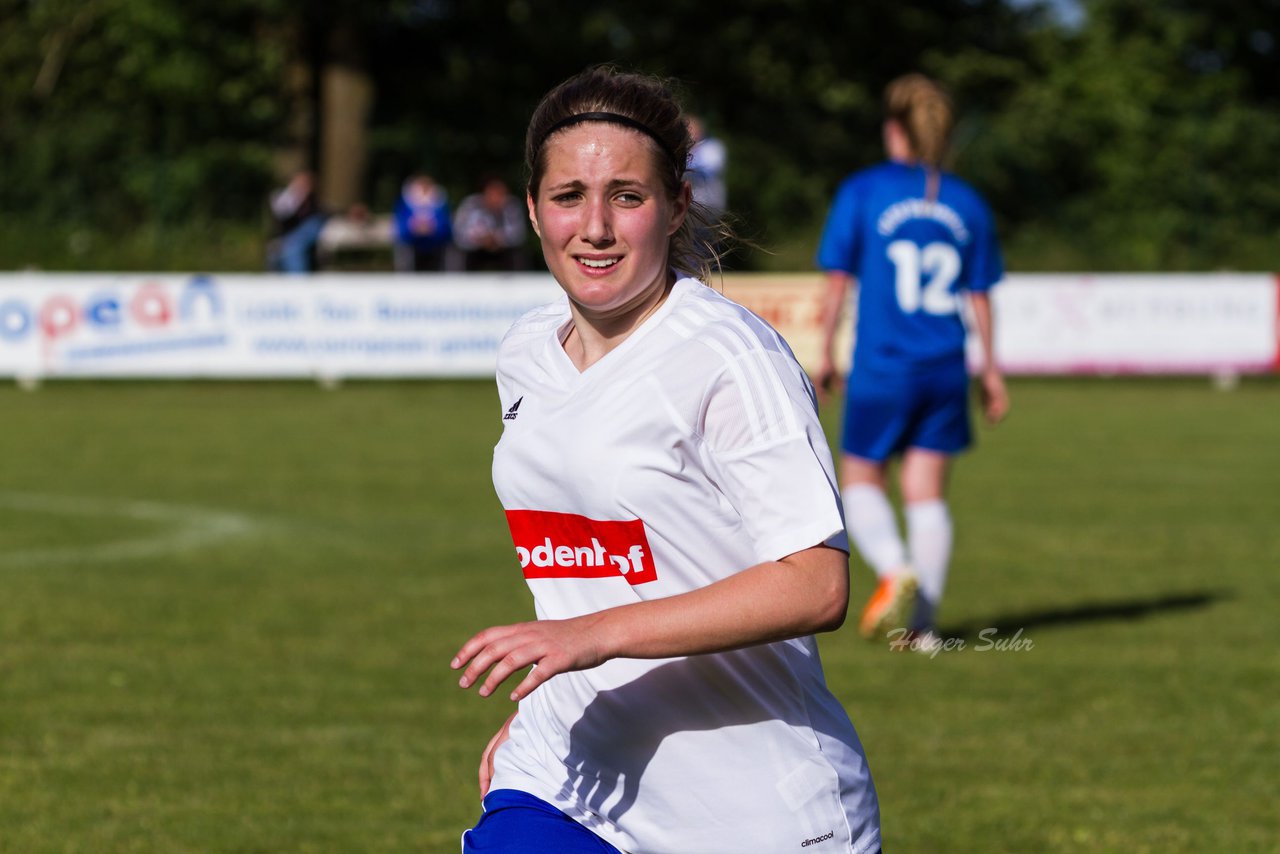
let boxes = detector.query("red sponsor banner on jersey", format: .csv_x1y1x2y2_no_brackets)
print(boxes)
505,509,658,585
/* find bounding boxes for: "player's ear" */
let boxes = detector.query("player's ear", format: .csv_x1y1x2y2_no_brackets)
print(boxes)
667,182,691,237
526,192,541,238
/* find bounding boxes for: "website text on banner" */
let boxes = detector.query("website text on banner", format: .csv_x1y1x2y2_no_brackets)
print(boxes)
0,274,558,380
0,273,1276,379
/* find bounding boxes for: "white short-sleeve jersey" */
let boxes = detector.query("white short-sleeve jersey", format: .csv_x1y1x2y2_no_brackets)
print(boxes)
489,278,880,854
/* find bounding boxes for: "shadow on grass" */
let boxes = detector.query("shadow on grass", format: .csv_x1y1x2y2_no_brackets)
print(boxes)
941,589,1230,642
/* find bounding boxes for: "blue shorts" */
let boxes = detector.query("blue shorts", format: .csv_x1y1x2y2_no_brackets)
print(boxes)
462,789,622,854
841,361,972,462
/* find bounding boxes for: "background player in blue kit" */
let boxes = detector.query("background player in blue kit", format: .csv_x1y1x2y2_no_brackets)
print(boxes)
815,73,1010,647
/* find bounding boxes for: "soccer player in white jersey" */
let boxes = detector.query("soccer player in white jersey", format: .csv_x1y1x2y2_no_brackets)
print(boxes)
815,74,1010,647
451,67,882,854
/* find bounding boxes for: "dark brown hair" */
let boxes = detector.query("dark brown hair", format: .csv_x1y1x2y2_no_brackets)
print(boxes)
525,66,731,282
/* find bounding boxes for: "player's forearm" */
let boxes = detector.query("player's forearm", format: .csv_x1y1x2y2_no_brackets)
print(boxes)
583,545,850,661
818,272,853,363
968,292,998,374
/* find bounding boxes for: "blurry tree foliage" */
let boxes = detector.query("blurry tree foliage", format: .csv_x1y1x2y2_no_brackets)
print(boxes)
0,0,1276,270
1,0,290,225
956,0,1280,269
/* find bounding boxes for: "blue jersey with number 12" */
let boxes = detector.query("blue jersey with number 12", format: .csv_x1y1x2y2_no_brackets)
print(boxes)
817,161,1003,375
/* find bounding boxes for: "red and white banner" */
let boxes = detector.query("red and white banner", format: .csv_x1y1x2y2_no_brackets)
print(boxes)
1,272,1276,378
976,274,1280,375
719,273,1279,377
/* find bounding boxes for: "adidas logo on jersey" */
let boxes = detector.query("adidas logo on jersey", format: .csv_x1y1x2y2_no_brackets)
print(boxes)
505,509,658,585
503,397,522,421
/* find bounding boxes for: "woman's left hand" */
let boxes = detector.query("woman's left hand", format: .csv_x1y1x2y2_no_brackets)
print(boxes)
451,616,607,702
478,711,517,798
980,368,1010,425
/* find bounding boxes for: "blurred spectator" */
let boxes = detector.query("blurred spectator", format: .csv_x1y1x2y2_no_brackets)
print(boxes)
267,170,328,274
686,115,727,216
453,176,527,272
393,174,453,272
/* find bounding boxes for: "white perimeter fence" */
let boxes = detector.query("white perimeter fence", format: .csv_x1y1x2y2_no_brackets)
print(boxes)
0,272,1275,380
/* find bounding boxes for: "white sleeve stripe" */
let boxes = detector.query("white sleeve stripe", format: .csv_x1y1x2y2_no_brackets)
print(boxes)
679,297,807,440
678,301,801,443
697,332,766,441
695,310,800,440
687,313,774,442
706,326,786,443
746,348,800,437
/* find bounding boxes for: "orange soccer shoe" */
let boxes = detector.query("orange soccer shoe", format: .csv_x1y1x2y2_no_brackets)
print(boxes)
858,572,918,640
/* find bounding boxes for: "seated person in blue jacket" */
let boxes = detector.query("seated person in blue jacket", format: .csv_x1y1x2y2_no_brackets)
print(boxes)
393,174,453,272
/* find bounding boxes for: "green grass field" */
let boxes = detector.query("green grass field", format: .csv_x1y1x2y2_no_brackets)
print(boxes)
1,378,1276,852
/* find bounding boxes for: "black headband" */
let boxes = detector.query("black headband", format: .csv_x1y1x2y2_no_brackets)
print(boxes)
536,111,679,169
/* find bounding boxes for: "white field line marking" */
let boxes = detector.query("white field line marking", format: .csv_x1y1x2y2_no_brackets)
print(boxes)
0,491,260,568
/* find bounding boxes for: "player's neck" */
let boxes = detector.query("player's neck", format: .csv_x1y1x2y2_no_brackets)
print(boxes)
564,276,675,371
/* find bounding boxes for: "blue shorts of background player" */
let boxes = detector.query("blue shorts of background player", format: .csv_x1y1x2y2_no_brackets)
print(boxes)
842,360,972,462
462,789,623,854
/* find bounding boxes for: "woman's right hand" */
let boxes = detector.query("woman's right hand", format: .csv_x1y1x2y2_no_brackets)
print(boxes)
452,616,609,702
479,711,517,798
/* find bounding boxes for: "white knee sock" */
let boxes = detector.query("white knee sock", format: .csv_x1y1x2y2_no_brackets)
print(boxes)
841,484,907,578
906,499,952,630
